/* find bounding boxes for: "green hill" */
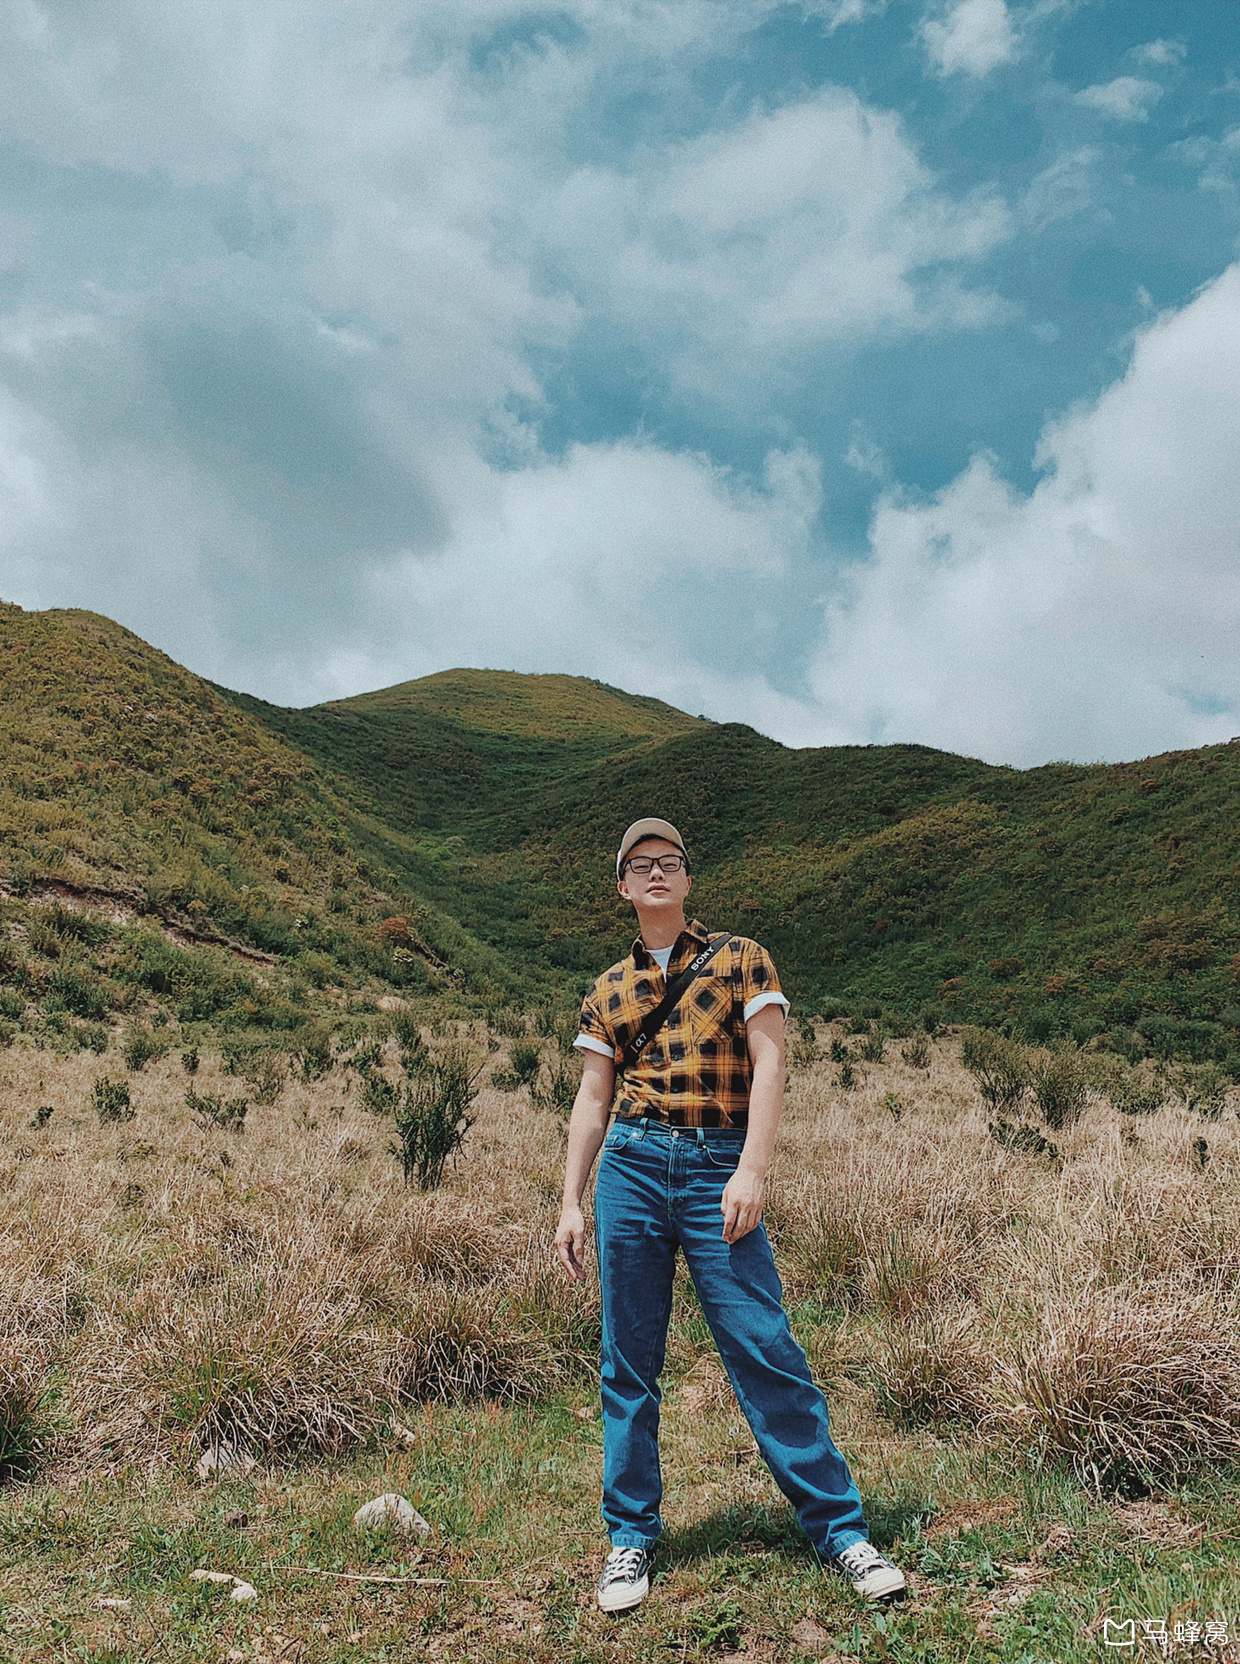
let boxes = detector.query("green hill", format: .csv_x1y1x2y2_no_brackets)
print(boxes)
7,599,1240,1069
0,603,524,1050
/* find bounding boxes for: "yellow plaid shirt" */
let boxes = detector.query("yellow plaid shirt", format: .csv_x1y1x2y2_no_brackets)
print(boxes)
575,919,788,1129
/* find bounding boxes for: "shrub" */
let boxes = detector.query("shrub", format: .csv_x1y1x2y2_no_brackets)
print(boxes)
122,1026,166,1071
1109,1068,1165,1117
507,1041,542,1086
530,1050,580,1118
989,1119,1058,1160
836,1059,857,1092
391,1047,480,1189
48,967,105,1021
296,1028,333,1081
1006,1291,1240,1491
900,1034,930,1069
361,1072,398,1116
394,1014,427,1076
78,1024,109,1055
1032,1050,1089,1131
828,1037,848,1064
961,1027,1030,1114
859,1029,886,1063
185,1086,248,1131
1165,1062,1229,1121
92,1077,134,1123
880,1092,904,1121
30,1105,54,1129
181,1048,200,1075
0,989,24,1021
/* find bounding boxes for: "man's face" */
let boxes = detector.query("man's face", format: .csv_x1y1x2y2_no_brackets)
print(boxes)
617,837,692,911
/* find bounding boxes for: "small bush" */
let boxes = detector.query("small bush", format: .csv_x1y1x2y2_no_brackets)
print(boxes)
1109,1068,1164,1117
0,989,24,1021
1032,1050,1089,1131
30,1105,54,1129
181,1047,200,1075
48,967,105,1021
836,1058,857,1092
296,1028,333,1081
92,1077,134,1124
122,1026,166,1072
989,1119,1058,1160
961,1027,1030,1114
828,1037,848,1064
900,1034,931,1070
185,1086,249,1131
361,1073,398,1116
391,1046,480,1189
859,1030,886,1063
1166,1062,1229,1121
507,1041,542,1086
349,1039,383,1077
79,1023,110,1055
530,1050,580,1118
394,1015,427,1076
880,1091,904,1121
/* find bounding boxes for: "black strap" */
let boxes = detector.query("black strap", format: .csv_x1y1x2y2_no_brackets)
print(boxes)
615,932,733,1071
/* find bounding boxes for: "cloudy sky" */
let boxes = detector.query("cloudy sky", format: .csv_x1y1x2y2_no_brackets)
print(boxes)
2,0,1239,765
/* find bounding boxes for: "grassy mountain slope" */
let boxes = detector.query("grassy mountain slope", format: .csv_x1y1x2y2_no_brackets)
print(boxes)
255,672,1240,1058
0,603,522,1045
8,601,1240,1065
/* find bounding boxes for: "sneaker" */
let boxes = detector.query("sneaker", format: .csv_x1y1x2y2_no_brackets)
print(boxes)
596,1545,652,1613
824,1540,907,1601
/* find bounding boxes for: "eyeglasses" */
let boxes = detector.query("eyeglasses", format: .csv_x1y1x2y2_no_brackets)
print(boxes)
624,854,687,874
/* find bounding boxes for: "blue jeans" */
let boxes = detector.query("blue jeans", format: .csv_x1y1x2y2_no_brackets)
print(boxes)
593,1116,868,1556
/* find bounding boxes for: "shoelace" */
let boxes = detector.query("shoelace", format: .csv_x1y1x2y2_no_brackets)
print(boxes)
602,1547,646,1584
836,1541,885,1573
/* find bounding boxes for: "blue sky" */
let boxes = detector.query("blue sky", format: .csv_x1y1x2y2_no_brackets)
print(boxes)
2,0,1239,764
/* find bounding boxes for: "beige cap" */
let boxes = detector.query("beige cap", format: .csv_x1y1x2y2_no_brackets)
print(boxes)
616,818,688,877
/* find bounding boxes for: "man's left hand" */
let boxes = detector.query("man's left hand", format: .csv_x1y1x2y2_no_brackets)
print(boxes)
721,1168,765,1243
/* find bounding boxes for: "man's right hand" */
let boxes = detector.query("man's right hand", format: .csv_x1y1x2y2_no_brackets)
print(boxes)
555,1205,588,1281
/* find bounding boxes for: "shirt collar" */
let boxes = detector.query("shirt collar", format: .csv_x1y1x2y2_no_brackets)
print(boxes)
630,918,711,968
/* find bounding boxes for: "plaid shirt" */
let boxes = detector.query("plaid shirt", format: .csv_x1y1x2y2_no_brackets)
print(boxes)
575,919,789,1129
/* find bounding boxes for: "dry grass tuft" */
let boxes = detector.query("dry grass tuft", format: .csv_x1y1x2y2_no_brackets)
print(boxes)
1002,1287,1240,1491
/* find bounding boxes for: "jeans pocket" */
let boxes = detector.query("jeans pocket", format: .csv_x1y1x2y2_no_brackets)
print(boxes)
701,1140,744,1170
604,1122,637,1152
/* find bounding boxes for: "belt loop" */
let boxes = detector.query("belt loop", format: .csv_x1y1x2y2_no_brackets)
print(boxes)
695,1128,705,1147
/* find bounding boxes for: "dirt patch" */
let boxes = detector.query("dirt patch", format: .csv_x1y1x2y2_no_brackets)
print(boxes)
924,1496,1020,1538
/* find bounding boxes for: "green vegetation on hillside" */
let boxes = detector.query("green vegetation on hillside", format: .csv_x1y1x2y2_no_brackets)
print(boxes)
7,599,1240,1069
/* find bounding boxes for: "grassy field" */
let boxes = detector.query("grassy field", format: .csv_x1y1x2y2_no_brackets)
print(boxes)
3,1021,1238,1663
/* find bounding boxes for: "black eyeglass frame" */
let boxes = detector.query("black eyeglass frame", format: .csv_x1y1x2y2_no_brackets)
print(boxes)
622,853,689,875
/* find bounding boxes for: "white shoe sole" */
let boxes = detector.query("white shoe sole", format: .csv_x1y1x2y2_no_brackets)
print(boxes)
597,1574,649,1613
854,1568,907,1600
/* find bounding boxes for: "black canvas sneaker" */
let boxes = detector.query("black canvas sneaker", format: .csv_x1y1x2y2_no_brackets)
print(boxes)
596,1545,652,1613
824,1540,907,1600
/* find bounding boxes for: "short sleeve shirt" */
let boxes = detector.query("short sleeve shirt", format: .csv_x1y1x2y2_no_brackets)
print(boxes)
575,919,789,1129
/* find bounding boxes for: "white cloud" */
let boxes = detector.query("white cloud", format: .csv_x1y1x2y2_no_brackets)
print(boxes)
922,0,1017,78
808,266,1240,764
1132,39,1186,68
1075,76,1163,122
548,87,1011,400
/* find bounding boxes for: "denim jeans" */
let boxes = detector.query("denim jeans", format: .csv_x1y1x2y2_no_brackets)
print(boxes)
593,1116,868,1555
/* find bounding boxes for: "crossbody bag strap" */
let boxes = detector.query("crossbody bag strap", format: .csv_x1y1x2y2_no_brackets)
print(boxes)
615,932,734,1071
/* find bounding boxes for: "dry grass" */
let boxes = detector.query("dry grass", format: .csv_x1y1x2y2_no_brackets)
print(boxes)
1,1023,1239,1499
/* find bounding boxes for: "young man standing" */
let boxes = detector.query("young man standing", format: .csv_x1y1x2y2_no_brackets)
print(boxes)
554,818,906,1613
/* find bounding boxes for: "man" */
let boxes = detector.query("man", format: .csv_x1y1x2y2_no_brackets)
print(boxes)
554,817,906,1614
